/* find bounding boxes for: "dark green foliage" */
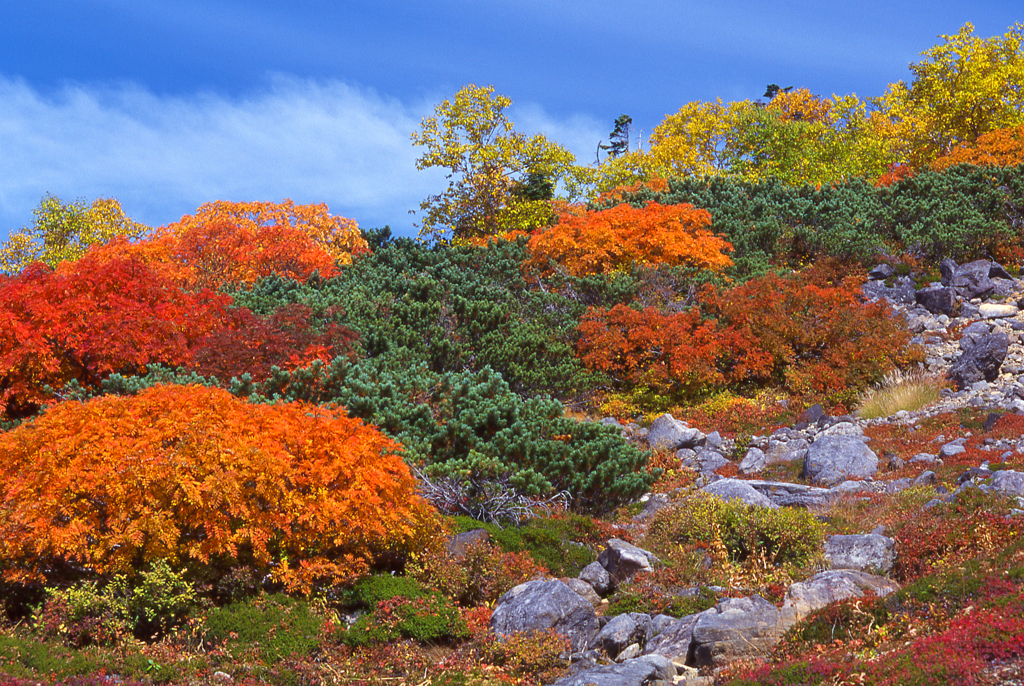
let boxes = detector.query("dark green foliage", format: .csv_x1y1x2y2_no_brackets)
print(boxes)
606,583,717,618
226,235,633,402
451,514,599,577
602,165,1024,278
341,575,467,646
200,594,323,663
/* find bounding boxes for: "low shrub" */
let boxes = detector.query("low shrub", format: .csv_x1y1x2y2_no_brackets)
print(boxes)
340,575,468,646
200,593,325,663
407,542,547,607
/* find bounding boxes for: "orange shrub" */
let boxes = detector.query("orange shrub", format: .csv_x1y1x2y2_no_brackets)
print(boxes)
0,385,436,592
528,201,732,276
930,123,1024,171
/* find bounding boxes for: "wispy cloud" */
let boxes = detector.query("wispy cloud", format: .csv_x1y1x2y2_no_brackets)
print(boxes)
0,74,446,237
0,74,607,240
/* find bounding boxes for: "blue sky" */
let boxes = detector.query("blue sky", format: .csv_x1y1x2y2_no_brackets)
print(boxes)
1,1,1021,241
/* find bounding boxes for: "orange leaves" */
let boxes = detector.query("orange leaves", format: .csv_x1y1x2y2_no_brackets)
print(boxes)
527,201,732,277
0,385,436,591
163,199,367,266
930,123,1024,171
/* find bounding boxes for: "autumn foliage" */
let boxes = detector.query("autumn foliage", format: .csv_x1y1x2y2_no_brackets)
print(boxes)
0,385,435,591
578,265,920,403
191,303,359,382
528,201,732,276
162,199,368,266
930,123,1024,171
0,253,231,418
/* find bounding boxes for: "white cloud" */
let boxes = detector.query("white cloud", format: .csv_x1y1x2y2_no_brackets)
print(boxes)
0,74,614,242
0,74,447,238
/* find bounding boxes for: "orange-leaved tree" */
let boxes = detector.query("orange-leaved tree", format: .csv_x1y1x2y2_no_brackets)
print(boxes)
528,201,732,276
930,123,1024,171
162,199,367,266
0,384,437,592
0,252,231,419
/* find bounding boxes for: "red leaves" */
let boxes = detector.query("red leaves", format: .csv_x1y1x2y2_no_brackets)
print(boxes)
577,266,919,404
0,253,231,418
528,201,732,276
0,385,436,591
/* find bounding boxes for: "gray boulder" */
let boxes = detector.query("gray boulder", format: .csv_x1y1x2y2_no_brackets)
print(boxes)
989,470,1024,497
642,612,701,663
591,612,650,658
949,331,1008,390
562,577,602,608
579,561,614,596
738,447,768,474
691,595,784,667
490,579,599,652
952,260,996,298
598,539,659,584
824,534,896,574
780,570,900,627
803,435,879,487
550,654,676,686
914,286,960,317
647,414,705,451
743,479,832,508
702,478,777,509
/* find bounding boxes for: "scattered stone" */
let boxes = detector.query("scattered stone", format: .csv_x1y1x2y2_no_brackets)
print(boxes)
579,561,614,596
738,447,768,474
490,579,599,652
780,570,900,627
598,539,659,585
562,577,603,608
989,470,1024,497
949,331,1009,390
690,595,784,667
803,435,879,487
702,478,777,509
647,414,705,451
591,612,650,658
550,655,676,686
824,534,896,573
915,286,960,317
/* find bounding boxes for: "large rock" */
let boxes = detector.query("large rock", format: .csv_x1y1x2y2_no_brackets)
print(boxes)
642,612,701,663
702,478,778,509
951,260,996,298
591,612,650,658
646,414,705,451
738,447,768,474
742,480,832,508
780,570,900,627
949,331,1008,390
490,579,599,652
914,286,961,317
578,561,614,596
824,534,896,574
561,577,602,608
597,539,659,585
803,436,879,487
988,470,1024,497
550,654,676,686
690,595,784,667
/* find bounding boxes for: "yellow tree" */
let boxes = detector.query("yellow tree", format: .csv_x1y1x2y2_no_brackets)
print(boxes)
411,84,590,242
876,22,1024,167
0,194,149,274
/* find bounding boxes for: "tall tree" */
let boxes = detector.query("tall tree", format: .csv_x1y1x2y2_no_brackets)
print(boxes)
411,84,588,242
876,22,1024,167
0,194,149,274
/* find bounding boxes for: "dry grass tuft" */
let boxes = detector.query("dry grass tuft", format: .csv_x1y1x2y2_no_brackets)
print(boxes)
855,368,945,420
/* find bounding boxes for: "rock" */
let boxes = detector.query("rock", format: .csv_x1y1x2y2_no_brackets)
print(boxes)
939,258,957,286
915,286,961,317
632,494,672,523
694,450,731,473
490,579,599,652
702,478,778,509
952,260,996,298
868,264,895,280
738,447,768,474
691,595,784,667
803,435,879,487
212,673,233,684
592,612,650,658
830,480,875,497
818,421,864,437
550,655,676,686
980,302,1019,319
766,437,810,463
780,570,900,627
645,614,677,645
447,528,489,558
705,431,725,450
989,470,1024,497
562,577,603,608
914,470,939,486
939,442,966,458
598,539,659,585
950,331,1009,389
647,414,705,451
579,561,614,596
798,403,826,424
743,480,832,508
642,612,701,663
909,452,939,464
824,534,896,573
